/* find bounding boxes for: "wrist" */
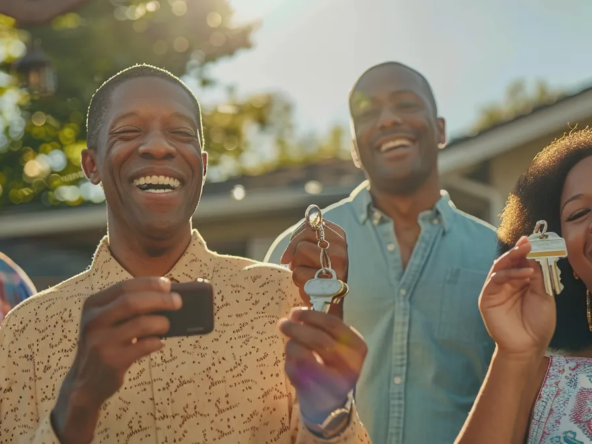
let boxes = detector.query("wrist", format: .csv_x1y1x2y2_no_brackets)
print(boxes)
300,393,349,424
494,346,545,366
301,390,353,439
52,385,100,444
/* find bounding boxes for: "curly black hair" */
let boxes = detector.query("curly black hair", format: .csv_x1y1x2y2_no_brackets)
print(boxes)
498,127,592,352
86,64,203,151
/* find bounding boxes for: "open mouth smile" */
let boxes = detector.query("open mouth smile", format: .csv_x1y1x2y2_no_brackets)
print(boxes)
132,175,181,193
378,138,415,153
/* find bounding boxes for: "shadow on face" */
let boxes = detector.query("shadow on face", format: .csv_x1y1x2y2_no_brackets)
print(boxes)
82,76,207,240
349,63,445,195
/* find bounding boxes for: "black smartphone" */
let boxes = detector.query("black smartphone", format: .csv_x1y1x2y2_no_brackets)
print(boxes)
157,280,215,337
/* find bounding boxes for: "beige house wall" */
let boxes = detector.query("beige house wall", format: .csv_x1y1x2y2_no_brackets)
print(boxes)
490,119,592,205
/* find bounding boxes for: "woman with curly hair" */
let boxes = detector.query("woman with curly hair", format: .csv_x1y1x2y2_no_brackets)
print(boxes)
456,128,592,444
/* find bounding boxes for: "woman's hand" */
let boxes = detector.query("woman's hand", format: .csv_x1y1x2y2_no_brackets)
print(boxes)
479,236,555,359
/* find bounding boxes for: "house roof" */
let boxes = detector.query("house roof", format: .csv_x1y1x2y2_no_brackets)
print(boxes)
438,82,592,174
2,81,592,238
444,84,592,148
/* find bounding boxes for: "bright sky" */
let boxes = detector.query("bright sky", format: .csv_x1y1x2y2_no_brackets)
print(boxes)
196,0,592,142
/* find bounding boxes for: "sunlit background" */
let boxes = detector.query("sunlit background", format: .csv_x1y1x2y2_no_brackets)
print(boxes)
205,0,592,136
3,0,592,207
2,0,592,287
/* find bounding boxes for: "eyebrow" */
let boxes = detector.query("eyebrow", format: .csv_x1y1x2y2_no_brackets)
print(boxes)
171,112,198,128
389,89,422,97
351,89,423,106
561,193,584,212
108,111,198,130
109,112,138,130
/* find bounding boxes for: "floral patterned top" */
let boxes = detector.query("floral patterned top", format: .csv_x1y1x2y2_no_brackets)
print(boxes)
0,252,36,322
529,355,592,443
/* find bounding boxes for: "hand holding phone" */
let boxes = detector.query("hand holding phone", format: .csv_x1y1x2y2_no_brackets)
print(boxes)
157,280,215,337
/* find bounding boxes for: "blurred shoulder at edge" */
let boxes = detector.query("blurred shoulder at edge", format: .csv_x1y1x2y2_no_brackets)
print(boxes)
0,251,37,321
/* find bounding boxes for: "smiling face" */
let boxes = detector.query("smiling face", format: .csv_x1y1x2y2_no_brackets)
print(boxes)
82,76,207,240
560,155,592,289
349,64,446,195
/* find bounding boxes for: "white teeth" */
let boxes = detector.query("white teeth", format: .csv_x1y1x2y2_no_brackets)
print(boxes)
145,189,173,193
380,138,413,152
132,175,181,190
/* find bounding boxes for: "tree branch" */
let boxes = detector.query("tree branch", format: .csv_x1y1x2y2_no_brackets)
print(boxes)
0,0,94,25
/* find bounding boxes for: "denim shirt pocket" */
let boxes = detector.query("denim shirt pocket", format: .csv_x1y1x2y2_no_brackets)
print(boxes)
437,267,490,344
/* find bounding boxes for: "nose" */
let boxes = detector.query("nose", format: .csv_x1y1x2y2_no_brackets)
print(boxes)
138,132,176,160
377,107,403,131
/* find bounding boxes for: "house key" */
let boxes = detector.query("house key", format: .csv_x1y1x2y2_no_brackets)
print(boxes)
305,268,347,313
302,205,349,313
526,220,568,296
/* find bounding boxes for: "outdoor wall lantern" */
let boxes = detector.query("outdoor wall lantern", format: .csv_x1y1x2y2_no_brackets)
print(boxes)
13,40,56,97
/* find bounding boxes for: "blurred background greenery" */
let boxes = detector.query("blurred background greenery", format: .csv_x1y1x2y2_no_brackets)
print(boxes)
0,0,568,211
0,0,351,210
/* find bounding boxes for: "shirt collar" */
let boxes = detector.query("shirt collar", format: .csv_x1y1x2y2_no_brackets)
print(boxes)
352,181,455,233
89,229,212,292
351,181,374,225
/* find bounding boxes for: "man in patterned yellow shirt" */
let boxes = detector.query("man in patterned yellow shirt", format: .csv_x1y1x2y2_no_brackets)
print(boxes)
0,65,371,444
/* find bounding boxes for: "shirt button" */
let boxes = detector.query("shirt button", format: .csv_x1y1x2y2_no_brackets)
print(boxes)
432,218,440,225
400,288,406,296
394,376,403,385
387,243,395,252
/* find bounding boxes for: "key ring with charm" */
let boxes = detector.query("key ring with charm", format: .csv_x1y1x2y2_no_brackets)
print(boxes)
303,205,349,312
305,205,332,276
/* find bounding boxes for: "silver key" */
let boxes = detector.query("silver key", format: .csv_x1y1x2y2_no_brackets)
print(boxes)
302,205,348,312
304,268,344,313
526,220,567,296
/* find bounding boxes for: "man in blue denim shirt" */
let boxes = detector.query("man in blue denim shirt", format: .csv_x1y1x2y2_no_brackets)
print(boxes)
266,62,497,443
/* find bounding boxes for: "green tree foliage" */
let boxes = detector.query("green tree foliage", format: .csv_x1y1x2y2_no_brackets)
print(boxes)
471,79,565,134
0,0,273,209
0,15,31,207
0,2,350,210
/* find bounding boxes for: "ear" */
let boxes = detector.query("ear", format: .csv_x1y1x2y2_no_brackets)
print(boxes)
81,148,101,184
351,139,362,169
201,151,208,182
437,117,447,149
349,119,362,169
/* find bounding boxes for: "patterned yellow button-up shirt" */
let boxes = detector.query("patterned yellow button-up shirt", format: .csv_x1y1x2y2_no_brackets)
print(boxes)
0,231,369,444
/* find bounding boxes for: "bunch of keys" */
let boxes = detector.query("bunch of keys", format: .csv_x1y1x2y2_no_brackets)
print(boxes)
301,205,349,313
526,220,568,296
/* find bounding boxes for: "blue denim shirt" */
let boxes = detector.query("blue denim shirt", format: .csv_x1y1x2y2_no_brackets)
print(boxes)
265,182,497,444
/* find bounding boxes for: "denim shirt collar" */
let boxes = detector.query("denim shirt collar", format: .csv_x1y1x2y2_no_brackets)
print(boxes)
351,180,455,233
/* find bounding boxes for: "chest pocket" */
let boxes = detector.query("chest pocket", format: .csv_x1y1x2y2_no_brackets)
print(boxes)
437,267,489,343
